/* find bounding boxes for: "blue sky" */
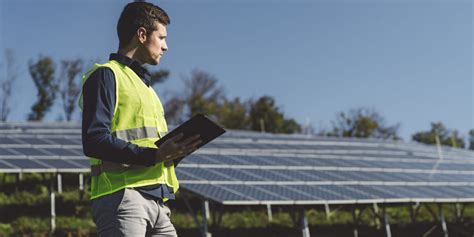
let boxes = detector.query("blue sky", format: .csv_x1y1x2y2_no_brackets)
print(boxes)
0,0,472,142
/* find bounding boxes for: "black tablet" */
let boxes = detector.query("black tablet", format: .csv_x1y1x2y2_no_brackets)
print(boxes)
154,113,226,166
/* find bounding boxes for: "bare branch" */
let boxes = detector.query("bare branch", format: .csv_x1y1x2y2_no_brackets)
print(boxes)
59,59,83,121
0,49,16,121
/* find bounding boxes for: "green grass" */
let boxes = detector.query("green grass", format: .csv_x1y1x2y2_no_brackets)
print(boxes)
1,173,474,236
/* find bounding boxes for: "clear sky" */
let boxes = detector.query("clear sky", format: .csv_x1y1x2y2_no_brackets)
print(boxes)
0,0,472,142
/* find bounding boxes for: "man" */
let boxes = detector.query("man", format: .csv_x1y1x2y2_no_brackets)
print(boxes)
79,2,201,236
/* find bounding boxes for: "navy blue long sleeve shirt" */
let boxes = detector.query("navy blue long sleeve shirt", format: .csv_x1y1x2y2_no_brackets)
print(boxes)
81,53,158,166
82,53,174,200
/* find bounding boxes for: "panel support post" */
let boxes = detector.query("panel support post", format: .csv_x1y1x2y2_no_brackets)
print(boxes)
57,173,62,194
301,209,311,237
352,206,359,237
267,204,273,222
454,203,464,222
182,195,211,237
324,203,331,222
49,177,56,234
202,200,211,237
183,195,200,233
439,204,448,237
79,173,84,200
383,206,391,237
373,203,381,229
79,173,84,191
409,202,421,224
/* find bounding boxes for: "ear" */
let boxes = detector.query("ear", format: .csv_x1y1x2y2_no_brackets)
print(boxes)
137,27,147,44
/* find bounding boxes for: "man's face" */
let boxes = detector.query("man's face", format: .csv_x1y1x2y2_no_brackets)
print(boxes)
140,22,168,65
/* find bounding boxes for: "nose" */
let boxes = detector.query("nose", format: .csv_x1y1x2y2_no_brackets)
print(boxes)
162,40,168,52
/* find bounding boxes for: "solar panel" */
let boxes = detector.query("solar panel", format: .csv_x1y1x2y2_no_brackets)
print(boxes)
346,185,389,199
225,185,287,201
38,159,83,169
297,170,333,181
13,137,52,145
299,185,348,200
4,159,49,169
253,169,297,181
10,148,48,156
175,169,201,180
1,121,474,205
0,149,17,156
41,148,82,156
184,154,224,165
182,184,251,202
0,137,22,144
230,155,276,166
451,186,474,198
69,159,89,168
181,167,234,181
44,138,81,145
263,185,316,200
324,185,375,200
0,161,15,169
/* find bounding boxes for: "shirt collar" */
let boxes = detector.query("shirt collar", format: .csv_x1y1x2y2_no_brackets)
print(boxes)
109,53,152,86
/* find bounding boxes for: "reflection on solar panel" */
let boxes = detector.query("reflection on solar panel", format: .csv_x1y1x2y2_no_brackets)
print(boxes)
1,121,474,204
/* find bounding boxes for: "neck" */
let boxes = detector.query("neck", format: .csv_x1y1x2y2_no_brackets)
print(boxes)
117,46,144,65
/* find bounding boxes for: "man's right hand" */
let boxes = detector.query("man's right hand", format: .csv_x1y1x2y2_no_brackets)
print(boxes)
154,133,202,165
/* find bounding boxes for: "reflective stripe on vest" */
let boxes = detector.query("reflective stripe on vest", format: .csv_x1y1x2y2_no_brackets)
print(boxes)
90,161,142,176
112,126,167,141
88,127,168,176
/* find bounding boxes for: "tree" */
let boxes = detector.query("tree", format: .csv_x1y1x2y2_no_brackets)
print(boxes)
218,97,250,130
176,69,224,121
28,56,58,121
327,107,400,140
249,96,302,134
59,59,83,121
149,69,170,86
162,69,223,125
162,69,301,134
469,129,474,150
412,122,465,148
0,49,16,121
163,96,186,125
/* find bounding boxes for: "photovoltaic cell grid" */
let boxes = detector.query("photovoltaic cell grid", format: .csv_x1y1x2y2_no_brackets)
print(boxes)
1,122,474,204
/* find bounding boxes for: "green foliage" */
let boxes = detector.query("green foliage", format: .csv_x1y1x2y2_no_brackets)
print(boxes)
149,69,170,86
0,223,13,236
0,189,48,206
412,122,465,148
468,129,474,150
10,217,50,235
218,97,250,130
164,97,186,125
221,210,268,229
249,96,301,134
164,69,302,134
164,69,223,125
169,210,198,228
2,174,474,235
327,107,400,140
185,69,224,119
269,211,293,227
28,56,58,121
55,216,95,232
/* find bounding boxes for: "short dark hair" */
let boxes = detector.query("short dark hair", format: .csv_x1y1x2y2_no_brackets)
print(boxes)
117,1,170,49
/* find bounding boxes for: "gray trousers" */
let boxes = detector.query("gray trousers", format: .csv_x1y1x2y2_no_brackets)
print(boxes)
91,188,178,237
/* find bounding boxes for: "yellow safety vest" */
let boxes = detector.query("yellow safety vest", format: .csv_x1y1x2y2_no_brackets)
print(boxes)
79,60,179,200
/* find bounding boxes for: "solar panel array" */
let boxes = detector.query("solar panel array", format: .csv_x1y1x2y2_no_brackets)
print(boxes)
1,122,474,205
